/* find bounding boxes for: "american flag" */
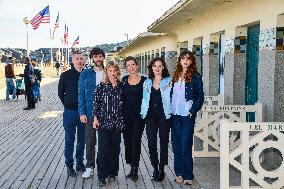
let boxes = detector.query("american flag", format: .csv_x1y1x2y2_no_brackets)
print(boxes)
64,24,69,45
66,27,69,45
51,12,59,39
72,36,79,47
30,5,50,30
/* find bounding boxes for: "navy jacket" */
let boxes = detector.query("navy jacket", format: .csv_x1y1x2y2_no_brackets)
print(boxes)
78,68,96,118
58,68,81,110
170,72,204,115
24,63,34,86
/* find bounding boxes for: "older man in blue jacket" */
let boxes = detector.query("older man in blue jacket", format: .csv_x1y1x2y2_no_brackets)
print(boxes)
58,50,85,177
78,48,105,178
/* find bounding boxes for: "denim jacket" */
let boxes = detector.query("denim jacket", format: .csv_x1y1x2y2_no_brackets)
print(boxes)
78,67,96,118
170,72,204,115
141,76,172,119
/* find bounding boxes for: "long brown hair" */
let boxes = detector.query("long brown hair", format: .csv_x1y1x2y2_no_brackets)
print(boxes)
147,57,170,79
173,50,197,83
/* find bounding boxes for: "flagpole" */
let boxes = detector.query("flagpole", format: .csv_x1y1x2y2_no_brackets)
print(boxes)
49,4,53,72
66,26,69,66
61,38,63,64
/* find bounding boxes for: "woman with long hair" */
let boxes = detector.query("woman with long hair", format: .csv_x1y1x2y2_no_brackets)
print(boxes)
122,56,147,181
93,61,124,186
141,57,172,182
171,50,204,185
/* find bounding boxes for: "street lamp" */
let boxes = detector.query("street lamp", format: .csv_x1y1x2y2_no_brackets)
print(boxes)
23,17,30,57
124,33,129,45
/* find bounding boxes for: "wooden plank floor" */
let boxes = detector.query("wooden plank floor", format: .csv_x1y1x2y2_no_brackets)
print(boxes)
0,78,202,189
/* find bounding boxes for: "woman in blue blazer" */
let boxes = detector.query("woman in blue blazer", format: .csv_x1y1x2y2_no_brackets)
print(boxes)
171,50,204,186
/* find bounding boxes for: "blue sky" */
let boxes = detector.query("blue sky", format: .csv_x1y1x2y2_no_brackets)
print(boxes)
0,0,178,50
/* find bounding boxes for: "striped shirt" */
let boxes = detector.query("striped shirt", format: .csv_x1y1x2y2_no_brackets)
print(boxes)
94,82,125,131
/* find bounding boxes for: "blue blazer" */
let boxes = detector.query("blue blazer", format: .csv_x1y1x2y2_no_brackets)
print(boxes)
170,72,204,115
78,67,96,118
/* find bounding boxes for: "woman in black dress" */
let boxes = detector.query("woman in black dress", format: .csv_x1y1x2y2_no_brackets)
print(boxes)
122,56,146,181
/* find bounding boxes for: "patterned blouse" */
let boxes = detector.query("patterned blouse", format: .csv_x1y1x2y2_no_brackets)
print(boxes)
93,82,125,131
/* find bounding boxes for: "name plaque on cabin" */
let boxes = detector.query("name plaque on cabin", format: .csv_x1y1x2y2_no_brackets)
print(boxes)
249,123,284,131
202,105,250,112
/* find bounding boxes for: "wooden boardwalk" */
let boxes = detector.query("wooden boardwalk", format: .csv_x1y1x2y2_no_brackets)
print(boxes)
0,78,202,189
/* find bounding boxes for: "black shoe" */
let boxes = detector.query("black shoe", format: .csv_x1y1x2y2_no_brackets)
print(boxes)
131,167,138,181
126,167,133,178
38,97,41,101
97,179,106,186
23,107,33,110
108,175,119,184
157,164,165,181
76,164,86,172
157,169,165,181
67,167,76,177
151,170,159,181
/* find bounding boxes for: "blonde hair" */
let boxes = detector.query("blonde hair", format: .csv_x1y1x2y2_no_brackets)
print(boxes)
103,61,121,83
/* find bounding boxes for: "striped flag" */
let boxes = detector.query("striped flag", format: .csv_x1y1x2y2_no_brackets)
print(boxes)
64,24,66,44
51,12,59,39
72,36,79,47
66,27,69,45
64,24,69,45
30,5,50,30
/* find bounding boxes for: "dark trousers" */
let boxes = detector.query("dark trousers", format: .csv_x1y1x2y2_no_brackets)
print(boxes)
85,117,96,168
146,116,171,168
171,115,195,180
97,128,121,180
123,115,145,167
25,84,35,108
63,108,85,167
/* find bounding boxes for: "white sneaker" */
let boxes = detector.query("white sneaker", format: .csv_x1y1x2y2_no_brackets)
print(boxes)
82,168,93,178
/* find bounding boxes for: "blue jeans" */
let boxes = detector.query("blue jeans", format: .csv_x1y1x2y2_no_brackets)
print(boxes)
171,115,195,180
63,108,85,167
32,84,41,99
6,78,16,100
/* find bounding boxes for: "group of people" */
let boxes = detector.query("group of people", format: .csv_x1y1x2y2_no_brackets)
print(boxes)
58,47,204,187
5,57,42,110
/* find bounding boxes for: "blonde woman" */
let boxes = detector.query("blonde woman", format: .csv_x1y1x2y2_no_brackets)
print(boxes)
93,61,125,186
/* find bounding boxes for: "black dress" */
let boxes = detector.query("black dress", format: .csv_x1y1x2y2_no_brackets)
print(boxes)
122,75,146,167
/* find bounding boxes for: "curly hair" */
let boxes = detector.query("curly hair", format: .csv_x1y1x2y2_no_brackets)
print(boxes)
89,47,105,59
103,61,121,83
172,50,197,83
147,57,170,79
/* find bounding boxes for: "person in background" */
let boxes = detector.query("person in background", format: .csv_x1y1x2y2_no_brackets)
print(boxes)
55,61,61,75
23,57,35,110
5,57,16,101
32,60,42,102
171,50,204,186
58,50,86,177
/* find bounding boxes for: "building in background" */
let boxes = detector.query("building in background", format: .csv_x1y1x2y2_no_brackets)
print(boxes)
117,0,284,122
